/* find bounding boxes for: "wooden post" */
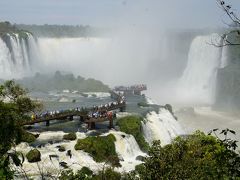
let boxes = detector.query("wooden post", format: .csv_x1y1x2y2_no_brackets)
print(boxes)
69,115,74,121
46,120,50,126
109,118,113,129
88,122,95,130
80,116,84,122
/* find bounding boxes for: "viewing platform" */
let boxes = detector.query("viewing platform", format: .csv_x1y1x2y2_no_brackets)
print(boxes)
113,84,147,96
21,101,126,129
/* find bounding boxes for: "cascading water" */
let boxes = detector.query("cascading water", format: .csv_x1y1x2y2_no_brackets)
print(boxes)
0,33,38,79
177,34,223,105
142,108,184,146
0,38,13,79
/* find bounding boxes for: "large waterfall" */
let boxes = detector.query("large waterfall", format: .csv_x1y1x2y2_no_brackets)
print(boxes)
177,34,223,105
0,33,38,79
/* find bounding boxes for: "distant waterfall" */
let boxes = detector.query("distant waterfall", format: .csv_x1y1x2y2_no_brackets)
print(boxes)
177,34,223,105
0,33,38,79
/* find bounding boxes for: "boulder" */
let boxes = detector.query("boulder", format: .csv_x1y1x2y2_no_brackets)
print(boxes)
136,155,145,161
58,146,66,152
59,161,68,168
26,149,41,163
63,132,77,141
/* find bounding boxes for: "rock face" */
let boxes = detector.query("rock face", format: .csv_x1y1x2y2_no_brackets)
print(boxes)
214,32,240,111
215,64,240,111
26,149,41,163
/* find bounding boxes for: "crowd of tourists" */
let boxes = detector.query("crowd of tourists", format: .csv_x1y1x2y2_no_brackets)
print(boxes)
31,95,125,121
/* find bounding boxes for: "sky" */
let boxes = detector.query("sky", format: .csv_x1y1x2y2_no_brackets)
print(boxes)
1,0,240,29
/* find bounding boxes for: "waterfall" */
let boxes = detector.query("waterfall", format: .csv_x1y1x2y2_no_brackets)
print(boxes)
142,108,184,146
0,33,39,79
177,34,223,105
0,38,13,79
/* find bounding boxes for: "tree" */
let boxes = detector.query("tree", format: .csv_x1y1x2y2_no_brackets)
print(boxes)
128,130,240,179
212,0,240,47
0,80,42,179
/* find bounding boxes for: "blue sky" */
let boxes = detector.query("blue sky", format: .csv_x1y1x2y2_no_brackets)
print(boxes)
0,0,240,28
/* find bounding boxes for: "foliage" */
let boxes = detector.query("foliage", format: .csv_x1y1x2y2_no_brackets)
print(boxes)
0,21,31,38
16,24,106,38
18,71,110,93
128,130,240,180
93,167,121,180
74,134,120,166
63,132,77,141
19,130,36,143
0,80,42,178
59,167,121,180
26,149,41,163
60,167,93,180
117,116,149,152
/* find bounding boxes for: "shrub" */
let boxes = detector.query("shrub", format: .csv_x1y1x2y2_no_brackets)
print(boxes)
74,134,120,166
130,130,240,179
59,167,93,180
19,130,36,143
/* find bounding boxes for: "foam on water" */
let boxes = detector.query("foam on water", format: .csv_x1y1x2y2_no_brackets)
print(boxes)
15,130,147,178
84,92,110,99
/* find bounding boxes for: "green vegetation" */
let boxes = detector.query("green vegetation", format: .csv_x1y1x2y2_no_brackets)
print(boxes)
60,167,93,180
16,24,107,37
20,130,37,143
117,116,149,152
128,129,240,179
18,71,110,92
74,134,120,166
94,168,121,180
0,21,31,38
26,149,41,163
0,80,42,178
63,132,77,141
59,167,121,180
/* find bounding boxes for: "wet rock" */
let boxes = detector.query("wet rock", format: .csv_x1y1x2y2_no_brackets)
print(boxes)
48,140,54,145
121,134,126,138
26,149,41,163
58,146,66,152
34,134,40,138
49,154,59,160
63,132,76,141
164,104,178,120
136,155,145,161
59,161,68,168
66,150,72,159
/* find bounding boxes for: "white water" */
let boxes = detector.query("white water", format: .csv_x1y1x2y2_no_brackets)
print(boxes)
0,33,38,79
84,92,110,98
108,130,146,172
0,38,13,79
177,34,223,105
142,108,184,146
15,130,146,178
